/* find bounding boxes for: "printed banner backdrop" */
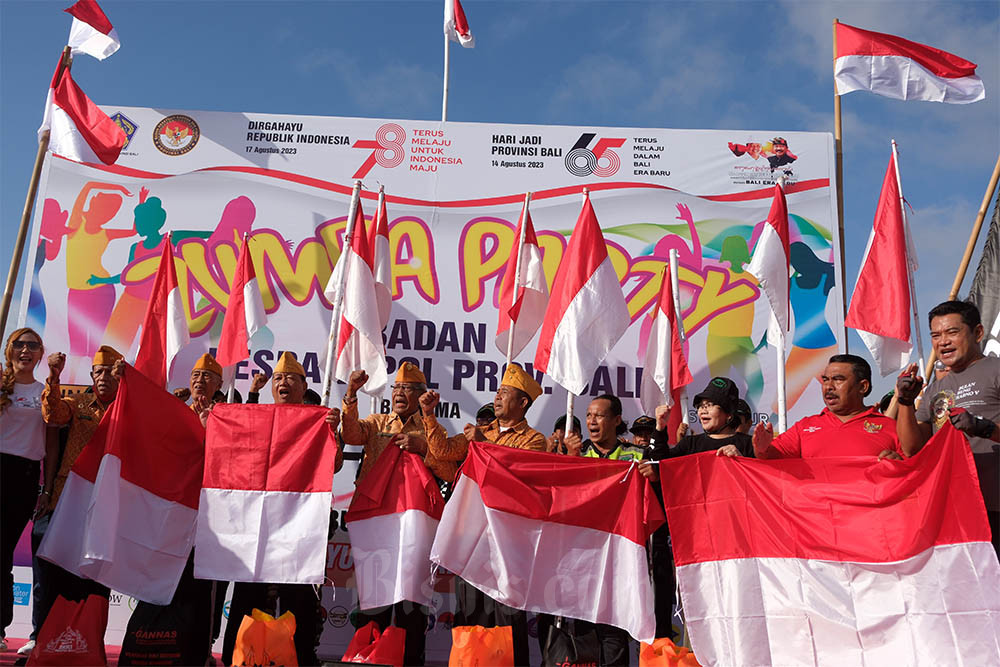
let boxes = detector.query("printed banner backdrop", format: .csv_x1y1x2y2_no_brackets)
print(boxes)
18,108,841,659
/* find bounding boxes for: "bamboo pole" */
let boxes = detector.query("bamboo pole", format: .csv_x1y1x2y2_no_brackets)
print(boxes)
832,19,849,353
921,152,1000,377
322,181,363,407
1,47,72,335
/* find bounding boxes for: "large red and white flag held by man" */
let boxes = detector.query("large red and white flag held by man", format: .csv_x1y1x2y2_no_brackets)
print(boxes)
535,193,629,395
134,238,188,388
846,149,915,376
660,424,1000,665
640,266,693,436
834,22,985,104
216,235,268,370
65,0,120,60
346,444,444,610
431,443,665,642
39,365,206,604
195,404,338,583
496,196,548,361
328,201,388,396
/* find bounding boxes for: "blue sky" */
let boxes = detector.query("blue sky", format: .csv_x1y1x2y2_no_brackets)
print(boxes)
1,0,998,398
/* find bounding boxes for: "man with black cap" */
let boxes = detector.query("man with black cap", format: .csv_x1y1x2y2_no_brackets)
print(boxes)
545,414,581,453
630,415,657,448
735,399,753,435
753,354,901,460
475,403,495,427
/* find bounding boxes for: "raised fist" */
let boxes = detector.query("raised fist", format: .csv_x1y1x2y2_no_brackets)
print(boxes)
250,372,268,394
47,352,66,379
419,390,440,416
563,431,583,456
752,421,774,458
654,404,671,431
325,407,341,431
173,387,191,401
895,363,923,406
463,423,485,443
347,369,368,396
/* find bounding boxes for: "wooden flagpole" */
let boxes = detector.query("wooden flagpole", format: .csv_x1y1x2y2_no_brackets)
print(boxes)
832,18,849,353
1,47,72,336
921,152,1000,377
505,192,532,366
322,180,363,407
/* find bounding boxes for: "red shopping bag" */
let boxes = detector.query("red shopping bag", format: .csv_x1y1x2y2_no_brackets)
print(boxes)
27,593,109,666
342,620,406,667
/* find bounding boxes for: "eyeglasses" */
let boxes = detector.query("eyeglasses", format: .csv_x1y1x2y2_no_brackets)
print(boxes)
391,384,423,393
11,340,41,352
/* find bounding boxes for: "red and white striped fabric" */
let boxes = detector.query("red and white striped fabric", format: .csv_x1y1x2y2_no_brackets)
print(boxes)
38,365,205,604
346,444,444,610
444,0,474,48
534,194,629,395
430,442,665,642
846,152,913,376
368,191,393,329
329,202,388,396
37,57,126,165
835,22,985,104
640,269,693,435
496,199,548,360
195,404,338,583
134,238,188,388
65,0,120,60
660,423,1000,666
216,235,267,369
746,182,792,345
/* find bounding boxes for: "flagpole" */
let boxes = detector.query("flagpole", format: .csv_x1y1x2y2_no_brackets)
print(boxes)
322,180,363,408
921,152,1000,377
832,18,849,353
0,46,72,336
370,185,389,417
442,34,450,122
668,250,689,424
891,140,926,376
775,178,788,433
564,189,590,438
505,192,532,366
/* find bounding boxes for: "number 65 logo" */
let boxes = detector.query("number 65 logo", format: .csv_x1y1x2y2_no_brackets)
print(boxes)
564,133,626,177
352,123,406,179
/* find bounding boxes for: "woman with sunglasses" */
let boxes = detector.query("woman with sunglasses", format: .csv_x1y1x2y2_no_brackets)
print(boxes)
0,328,57,651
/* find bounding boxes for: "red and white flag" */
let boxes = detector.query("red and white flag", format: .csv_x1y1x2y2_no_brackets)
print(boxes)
195,404,338,583
216,235,268,369
38,365,206,604
38,58,126,165
368,191,393,328
534,194,629,395
346,444,444,610
444,0,474,47
431,442,665,642
846,152,914,375
746,182,792,345
640,269,693,438
326,202,388,396
496,199,549,360
134,238,188,388
660,423,1000,666
65,0,120,60
835,22,985,104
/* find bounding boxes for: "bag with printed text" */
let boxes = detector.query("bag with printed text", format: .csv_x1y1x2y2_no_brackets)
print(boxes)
27,594,109,666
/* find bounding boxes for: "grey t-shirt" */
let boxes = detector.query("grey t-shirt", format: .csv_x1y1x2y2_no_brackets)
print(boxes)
916,355,1000,453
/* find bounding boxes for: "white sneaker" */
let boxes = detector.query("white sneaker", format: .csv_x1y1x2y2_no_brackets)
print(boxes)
17,639,36,655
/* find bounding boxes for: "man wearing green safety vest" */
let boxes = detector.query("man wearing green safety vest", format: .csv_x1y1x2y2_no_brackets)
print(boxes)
563,393,647,462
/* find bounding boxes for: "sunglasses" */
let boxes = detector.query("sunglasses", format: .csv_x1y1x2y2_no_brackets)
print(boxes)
11,340,41,351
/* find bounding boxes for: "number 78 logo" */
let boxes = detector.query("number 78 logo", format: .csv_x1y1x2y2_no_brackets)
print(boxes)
564,133,626,177
352,123,406,179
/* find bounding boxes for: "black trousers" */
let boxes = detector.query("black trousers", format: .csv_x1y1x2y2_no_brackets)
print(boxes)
29,513,60,640
222,581,319,666
575,620,630,667
651,526,676,640
1,454,39,634
454,577,530,667
356,600,428,666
